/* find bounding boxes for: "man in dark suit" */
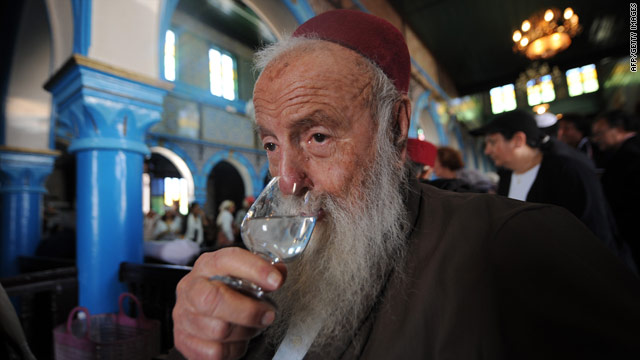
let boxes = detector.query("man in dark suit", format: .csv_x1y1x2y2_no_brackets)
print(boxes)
592,110,640,270
171,10,640,360
470,110,632,268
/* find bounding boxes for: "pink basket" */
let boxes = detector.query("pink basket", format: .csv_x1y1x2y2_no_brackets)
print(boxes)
54,293,160,359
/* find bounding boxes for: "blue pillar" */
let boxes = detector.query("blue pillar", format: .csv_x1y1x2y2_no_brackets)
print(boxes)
0,147,58,277
45,55,170,313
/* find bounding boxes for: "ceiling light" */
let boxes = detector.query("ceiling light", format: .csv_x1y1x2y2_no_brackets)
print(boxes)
512,8,582,60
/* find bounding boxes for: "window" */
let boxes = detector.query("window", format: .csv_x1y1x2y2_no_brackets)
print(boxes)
209,48,237,101
566,64,599,97
164,177,188,215
164,30,176,81
489,84,517,114
527,75,555,106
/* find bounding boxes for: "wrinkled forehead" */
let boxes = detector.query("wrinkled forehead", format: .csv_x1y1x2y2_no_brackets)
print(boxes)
254,42,374,105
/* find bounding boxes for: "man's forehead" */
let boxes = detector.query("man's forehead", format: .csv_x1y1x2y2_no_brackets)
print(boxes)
485,133,505,141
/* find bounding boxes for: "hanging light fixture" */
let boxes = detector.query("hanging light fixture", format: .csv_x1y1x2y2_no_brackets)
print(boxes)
512,7,581,60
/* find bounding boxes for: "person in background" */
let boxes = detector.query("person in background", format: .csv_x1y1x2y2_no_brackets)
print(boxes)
171,10,640,360
534,111,558,138
558,113,593,156
184,202,209,246
433,146,496,193
216,200,236,247
471,110,631,270
154,207,182,240
592,110,640,267
143,209,159,241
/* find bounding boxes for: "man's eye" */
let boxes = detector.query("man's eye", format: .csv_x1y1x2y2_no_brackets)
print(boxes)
312,133,327,143
264,143,276,151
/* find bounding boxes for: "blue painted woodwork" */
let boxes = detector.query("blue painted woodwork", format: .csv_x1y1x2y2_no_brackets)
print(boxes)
45,56,168,313
71,0,91,55
282,0,315,24
172,81,247,115
0,150,57,277
411,91,447,145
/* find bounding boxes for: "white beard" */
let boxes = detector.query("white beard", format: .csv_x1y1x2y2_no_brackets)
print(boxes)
265,138,410,353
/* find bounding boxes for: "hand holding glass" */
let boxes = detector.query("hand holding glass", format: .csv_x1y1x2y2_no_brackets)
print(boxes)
210,176,317,300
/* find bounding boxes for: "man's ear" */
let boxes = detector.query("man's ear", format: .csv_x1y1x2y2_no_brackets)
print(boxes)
512,131,528,147
394,96,412,160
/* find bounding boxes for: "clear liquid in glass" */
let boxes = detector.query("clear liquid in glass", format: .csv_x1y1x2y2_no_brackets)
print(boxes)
242,215,317,262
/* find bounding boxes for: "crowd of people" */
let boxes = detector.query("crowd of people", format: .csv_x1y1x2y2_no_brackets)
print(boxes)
170,9,640,360
142,198,255,265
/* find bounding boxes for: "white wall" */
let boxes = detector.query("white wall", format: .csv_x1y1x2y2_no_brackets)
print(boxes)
44,0,73,72
90,0,162,78
5,0,53,150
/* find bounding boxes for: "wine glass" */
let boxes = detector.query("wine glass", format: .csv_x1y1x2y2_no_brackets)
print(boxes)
209,176,317,301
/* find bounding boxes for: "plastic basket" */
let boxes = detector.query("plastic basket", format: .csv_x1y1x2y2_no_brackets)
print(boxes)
54,293,160,359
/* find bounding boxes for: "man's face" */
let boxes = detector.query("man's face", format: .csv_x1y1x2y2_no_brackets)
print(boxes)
592,118,618,150
253,42,377,201
484,133,516,168
557,120,583,148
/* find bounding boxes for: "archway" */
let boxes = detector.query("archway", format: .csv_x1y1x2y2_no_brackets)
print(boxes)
146,147,195,215
206,161,245,224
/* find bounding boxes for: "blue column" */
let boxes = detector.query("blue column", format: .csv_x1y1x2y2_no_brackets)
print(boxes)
45,55,170,313
0,148,58,277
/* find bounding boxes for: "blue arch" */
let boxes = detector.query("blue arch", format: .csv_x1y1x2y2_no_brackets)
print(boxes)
202,150,261,198
146,139,198,181
449,119,466,161
413,91,447,145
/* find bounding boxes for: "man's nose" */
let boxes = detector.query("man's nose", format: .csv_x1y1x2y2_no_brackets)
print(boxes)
277,149,309,196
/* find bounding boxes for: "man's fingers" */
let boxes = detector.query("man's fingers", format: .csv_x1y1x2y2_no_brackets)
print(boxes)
174,306,261,342
186,276,276,328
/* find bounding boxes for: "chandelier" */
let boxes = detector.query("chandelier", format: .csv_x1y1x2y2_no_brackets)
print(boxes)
512,7,581,60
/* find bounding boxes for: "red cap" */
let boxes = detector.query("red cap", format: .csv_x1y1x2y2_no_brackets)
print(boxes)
407,138,437,166
293,10,410,94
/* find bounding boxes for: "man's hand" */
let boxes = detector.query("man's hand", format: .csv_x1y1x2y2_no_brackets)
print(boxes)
172,247,284,359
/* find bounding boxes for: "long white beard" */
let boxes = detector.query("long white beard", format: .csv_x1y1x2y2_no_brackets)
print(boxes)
265,141,410,352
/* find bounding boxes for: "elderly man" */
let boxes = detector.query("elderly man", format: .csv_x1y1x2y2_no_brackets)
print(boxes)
171,10,640,360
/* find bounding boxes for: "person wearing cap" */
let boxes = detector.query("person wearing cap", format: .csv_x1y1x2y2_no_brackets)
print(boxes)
534,111,559,138
470,110,628,261
171,10,640,360
592,110,640,268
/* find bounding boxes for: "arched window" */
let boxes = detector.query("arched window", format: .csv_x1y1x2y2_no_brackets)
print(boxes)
566,64,599,97
489,84,517,114
164,30,176,81
526,75,555,106
209,48,237,101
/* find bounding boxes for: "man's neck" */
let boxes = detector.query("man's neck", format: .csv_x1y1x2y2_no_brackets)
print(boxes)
512,150,543,174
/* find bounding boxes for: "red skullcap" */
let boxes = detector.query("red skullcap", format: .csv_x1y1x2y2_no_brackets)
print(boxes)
407,138,437,167
293,9,411,94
